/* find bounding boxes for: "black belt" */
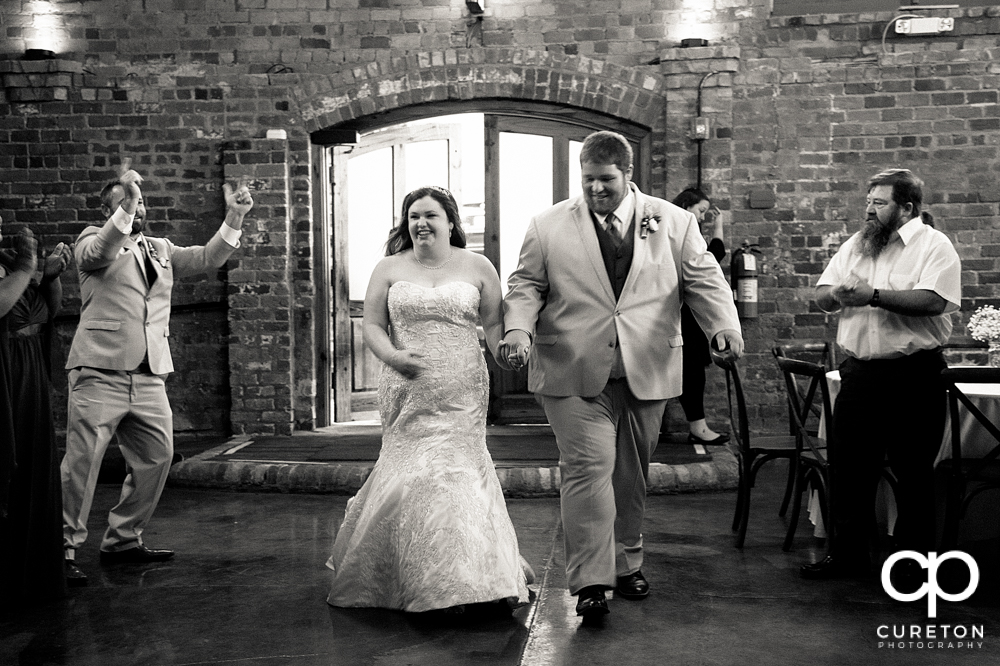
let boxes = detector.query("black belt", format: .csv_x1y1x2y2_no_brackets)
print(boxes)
845,347,943,371
127,361,153,374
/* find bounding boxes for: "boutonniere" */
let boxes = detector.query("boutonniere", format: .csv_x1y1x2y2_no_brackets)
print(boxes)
639,203,660,240
147,242,169,268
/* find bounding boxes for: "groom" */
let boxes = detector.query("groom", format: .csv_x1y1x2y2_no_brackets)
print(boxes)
501,131,742,618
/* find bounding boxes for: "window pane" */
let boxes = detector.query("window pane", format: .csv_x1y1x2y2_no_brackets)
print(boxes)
569,140,582,200
403,140,448,193
347,148,393,301
499,133,553,294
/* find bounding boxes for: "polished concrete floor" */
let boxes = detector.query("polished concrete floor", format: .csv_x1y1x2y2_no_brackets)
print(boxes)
2,462,999,666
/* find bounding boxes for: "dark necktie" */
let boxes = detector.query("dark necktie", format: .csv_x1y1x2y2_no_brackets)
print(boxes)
605,213,623,247
141,239,157,287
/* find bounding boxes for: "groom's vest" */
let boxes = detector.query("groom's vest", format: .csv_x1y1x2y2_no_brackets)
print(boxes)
591,215,635,301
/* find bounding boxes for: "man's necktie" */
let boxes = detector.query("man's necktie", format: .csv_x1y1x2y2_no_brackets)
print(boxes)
141,239,157,287
605,213,623,247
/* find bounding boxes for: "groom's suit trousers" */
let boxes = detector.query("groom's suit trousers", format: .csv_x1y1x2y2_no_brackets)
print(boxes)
542,379,665,595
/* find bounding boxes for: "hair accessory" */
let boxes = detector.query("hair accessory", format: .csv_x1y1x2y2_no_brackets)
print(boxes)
428,185,455,200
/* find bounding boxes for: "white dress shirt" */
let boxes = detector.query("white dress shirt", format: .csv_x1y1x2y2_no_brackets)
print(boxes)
817,217,961,360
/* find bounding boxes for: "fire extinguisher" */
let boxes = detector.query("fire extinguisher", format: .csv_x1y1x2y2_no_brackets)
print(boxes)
731,241,762,319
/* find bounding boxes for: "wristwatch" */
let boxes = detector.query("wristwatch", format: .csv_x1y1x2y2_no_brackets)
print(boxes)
869,288,880,308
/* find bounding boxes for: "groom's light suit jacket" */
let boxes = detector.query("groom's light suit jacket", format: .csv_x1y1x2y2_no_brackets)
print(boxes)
504,183,740,400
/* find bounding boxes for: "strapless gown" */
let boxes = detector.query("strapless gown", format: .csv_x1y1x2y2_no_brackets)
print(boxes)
326,281,530,612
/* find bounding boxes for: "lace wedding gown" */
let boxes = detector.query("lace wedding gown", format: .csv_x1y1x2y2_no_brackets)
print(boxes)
326,281,531,612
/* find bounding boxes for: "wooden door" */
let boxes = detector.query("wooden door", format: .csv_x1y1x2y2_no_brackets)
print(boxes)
485,117,642,420
331,123,463,421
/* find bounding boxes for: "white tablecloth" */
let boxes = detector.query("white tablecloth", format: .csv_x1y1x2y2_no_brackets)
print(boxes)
808,368,1000,538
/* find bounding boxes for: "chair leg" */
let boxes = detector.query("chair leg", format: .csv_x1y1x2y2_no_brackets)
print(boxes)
782,466,807,552
942,477,964,550
778,456,796,518
733,460,753,549
732,463,745,532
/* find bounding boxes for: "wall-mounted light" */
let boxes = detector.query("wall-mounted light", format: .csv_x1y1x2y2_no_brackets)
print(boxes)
25,1,68,56
23,48,55,60
680,38,708,48
466,0,485,14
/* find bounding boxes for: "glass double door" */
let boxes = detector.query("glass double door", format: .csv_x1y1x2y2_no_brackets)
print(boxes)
330,112,641,422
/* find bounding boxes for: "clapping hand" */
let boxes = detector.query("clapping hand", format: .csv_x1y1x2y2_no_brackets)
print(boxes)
832,271,875,307
390,349,429,379
224,176,254,216
43,242,73,279
12,228,38,274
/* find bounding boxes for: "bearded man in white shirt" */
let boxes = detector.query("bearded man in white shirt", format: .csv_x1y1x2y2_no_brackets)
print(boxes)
804,168,961,580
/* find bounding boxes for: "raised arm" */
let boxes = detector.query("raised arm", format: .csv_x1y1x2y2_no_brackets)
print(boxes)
170,177,254,277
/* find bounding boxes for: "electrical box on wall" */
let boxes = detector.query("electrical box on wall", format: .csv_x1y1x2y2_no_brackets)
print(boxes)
692,117,710,140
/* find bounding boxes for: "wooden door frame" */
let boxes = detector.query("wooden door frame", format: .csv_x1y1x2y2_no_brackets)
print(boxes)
312,102,651,425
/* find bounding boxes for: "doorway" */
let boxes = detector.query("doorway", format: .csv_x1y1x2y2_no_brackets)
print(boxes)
315,104,650,423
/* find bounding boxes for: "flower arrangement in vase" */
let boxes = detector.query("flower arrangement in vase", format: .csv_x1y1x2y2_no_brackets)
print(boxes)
967,305,1000,367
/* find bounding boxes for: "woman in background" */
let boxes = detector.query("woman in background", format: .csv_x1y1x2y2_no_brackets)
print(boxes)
667,188,730,445
0,218,74,605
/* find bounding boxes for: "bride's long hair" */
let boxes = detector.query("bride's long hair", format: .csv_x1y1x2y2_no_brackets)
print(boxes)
385,186,467,256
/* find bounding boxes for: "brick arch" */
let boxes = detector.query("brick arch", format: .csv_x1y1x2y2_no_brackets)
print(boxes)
289,48,666,133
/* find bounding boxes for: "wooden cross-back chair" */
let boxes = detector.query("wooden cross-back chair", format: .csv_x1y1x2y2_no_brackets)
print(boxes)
772,355,834,552
718,357,800,549
938,366,1000,549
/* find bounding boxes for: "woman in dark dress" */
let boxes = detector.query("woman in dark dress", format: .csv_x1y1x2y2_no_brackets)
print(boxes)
0,219,74,605
666,188,730,445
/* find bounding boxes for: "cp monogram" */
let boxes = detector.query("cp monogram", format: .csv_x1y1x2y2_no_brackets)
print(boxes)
881,551,979,618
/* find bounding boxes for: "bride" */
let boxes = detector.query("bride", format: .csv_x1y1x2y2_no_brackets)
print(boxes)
325,186,532,613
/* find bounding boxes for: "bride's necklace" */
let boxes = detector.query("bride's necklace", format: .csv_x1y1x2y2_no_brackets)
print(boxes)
414,248,454,270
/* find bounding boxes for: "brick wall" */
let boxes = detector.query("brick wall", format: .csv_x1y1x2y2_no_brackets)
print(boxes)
2,0,998,436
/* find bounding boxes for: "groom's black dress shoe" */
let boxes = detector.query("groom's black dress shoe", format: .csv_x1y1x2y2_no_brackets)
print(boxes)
615,570,649,599
575,586,610,617
65,561,88,587
800,555,870,580
100,545,174,565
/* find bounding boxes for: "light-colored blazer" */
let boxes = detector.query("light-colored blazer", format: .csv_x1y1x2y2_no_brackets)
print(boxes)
65,219,238,375
503,183,740,400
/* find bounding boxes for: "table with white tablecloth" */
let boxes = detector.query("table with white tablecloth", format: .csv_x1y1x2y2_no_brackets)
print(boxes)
808,368,1000,538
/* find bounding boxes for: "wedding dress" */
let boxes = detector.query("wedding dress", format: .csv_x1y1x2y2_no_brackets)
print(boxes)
326,281,531,612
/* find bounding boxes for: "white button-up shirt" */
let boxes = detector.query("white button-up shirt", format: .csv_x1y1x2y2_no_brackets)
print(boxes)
817,217,961,360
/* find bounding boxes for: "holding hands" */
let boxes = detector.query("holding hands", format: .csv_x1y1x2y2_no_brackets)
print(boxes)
498,330,531,371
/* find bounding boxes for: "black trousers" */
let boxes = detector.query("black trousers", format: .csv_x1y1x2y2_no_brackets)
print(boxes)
831,349,946,560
